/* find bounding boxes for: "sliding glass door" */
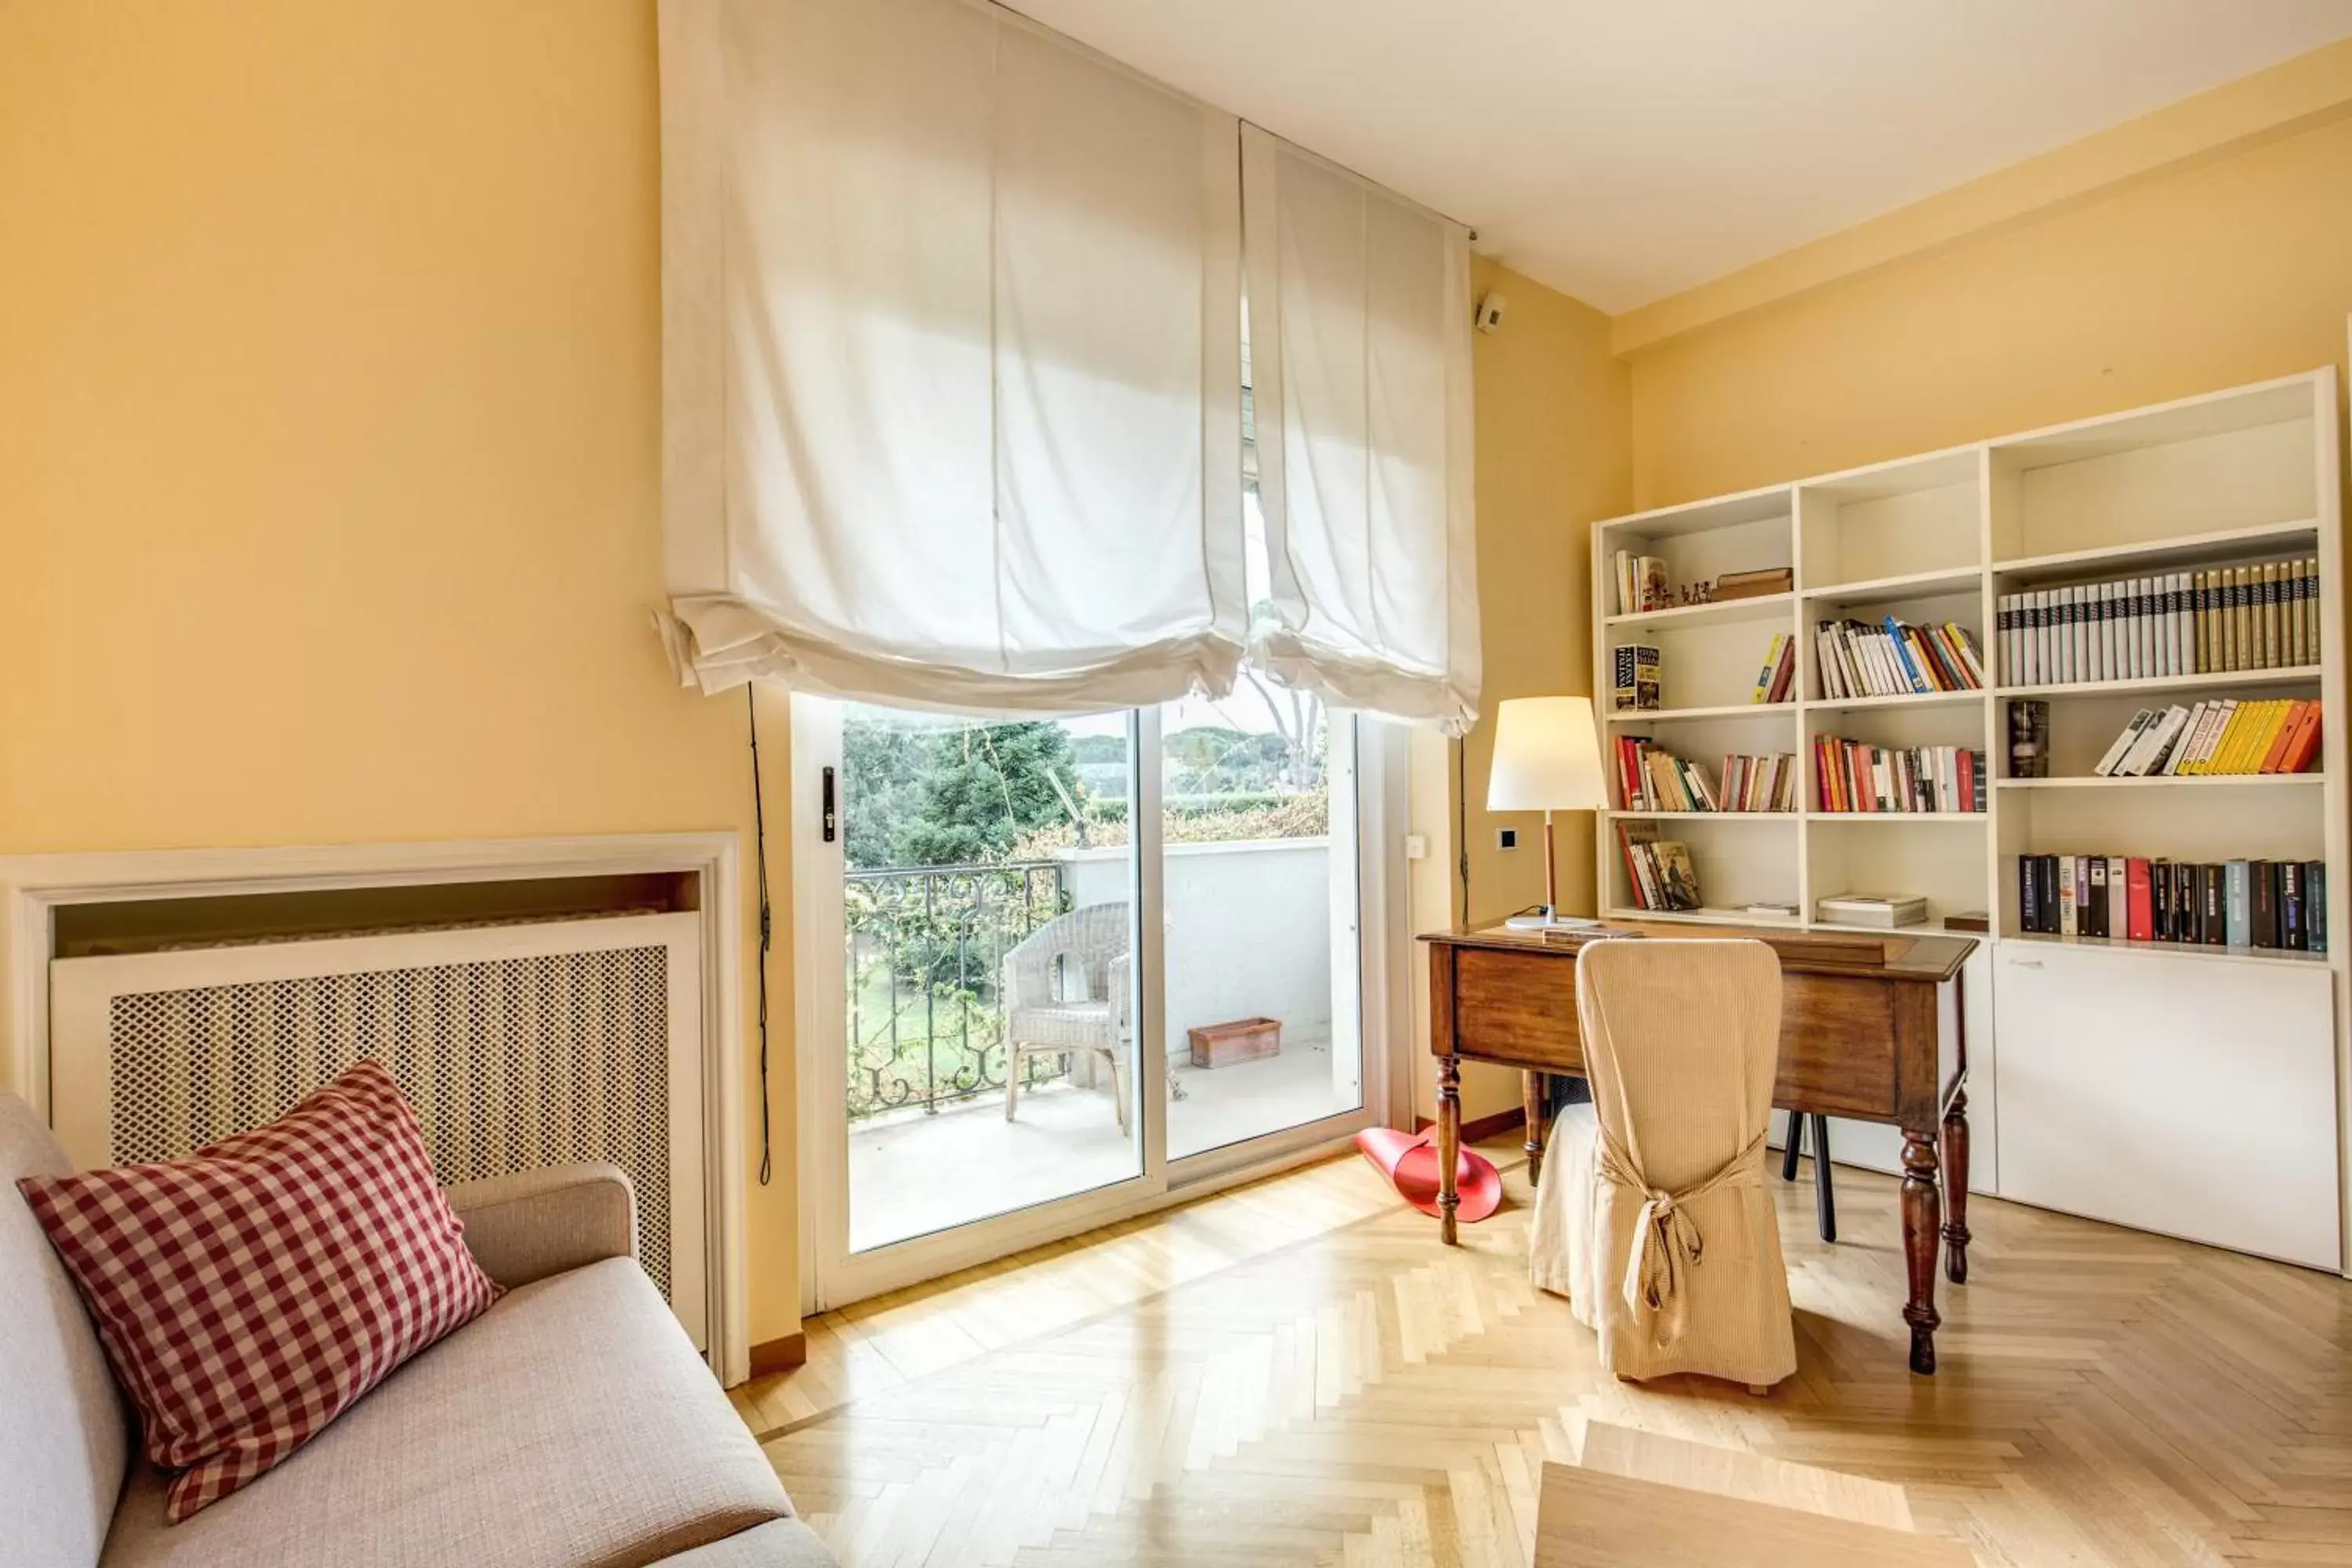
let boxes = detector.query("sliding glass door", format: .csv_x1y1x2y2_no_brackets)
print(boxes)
795,697,1397,1312
1159,688,1364,1161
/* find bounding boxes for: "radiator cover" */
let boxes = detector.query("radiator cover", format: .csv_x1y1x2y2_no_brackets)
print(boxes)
48,913,708,1346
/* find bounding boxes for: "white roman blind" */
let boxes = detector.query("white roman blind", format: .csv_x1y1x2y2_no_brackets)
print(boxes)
1242,125,1479,735
657,0,1245,711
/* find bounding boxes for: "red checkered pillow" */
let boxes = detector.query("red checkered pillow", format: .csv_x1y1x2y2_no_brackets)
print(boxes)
16,1060,500,1521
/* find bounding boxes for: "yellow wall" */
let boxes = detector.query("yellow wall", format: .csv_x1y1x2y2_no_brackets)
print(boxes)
0,1,1623,1327
1408,259,1632,1126
1628,103,2352,508
0,1,800,1345
23,0,2331,1306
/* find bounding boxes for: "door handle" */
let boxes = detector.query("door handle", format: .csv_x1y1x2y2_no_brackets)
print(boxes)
2005,956,2043,969
822,766,837,844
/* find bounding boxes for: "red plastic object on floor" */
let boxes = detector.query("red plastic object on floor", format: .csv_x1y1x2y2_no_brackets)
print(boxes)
1354,1126,1504,1224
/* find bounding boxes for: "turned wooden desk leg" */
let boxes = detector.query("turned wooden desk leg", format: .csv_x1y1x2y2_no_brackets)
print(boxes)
1900,1126,1943,1376
1942,1086,1972,1285
1437,1053,1462,1245
1523,1071,1549,1187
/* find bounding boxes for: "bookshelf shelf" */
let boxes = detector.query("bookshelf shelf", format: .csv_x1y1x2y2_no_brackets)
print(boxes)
1995,665,2321,700
1604,702,1791,724
1601,810,1796,822
1601,906,1803,929
1998,928,2328,967
1991,517,2321,581
1806,811,1987,822
1802,564,1983,602
1995,773,2321,789
1604,591,1795,633
1591,368,2347,1268
1803,689,1984,715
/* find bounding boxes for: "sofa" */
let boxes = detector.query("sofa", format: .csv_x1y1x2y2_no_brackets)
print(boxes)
2,1091,835,1568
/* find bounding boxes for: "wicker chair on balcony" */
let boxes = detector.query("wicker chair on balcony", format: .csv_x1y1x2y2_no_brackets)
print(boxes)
1001,902,1133,1135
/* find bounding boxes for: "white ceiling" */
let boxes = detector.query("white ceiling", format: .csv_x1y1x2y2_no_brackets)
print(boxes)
1004,0,2352,314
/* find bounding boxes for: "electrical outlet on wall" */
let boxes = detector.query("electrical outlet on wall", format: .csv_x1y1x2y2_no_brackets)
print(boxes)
1497,827,1518,851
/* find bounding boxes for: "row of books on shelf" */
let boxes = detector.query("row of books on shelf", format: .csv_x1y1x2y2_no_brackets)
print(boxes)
1613,738,1798,812
1751,634,1797,704
1816,617,1984,700
1997,558,2318,688
2091,698,2321,778
1616,822,1701,913
2016,854,2327,953
1813,739,1987,815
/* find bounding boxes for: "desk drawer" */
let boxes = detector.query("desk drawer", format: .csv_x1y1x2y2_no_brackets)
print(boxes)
1452,947,1582,1071
1777,975,1900,1119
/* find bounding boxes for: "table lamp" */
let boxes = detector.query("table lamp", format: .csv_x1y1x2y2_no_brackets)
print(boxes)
1486,695,1608,931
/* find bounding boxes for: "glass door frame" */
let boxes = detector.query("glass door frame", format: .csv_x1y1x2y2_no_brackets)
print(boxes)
793,694,1409,1315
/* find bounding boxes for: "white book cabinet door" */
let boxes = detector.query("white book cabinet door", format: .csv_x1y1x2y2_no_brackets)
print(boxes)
1994,941,2339,1270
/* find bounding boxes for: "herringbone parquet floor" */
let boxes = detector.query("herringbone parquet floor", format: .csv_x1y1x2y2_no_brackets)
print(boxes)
732,1142,2352,1566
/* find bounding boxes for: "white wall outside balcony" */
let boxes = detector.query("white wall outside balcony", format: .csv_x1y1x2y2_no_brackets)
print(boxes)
1059,837,1336,1062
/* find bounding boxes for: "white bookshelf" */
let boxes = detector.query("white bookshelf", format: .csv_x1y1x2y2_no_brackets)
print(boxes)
1590,367,2348,1276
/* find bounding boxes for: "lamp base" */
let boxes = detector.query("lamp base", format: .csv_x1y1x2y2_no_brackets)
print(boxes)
1503,910,1605,932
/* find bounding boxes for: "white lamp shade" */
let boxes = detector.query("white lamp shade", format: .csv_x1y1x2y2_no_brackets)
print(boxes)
1486,696,1607,812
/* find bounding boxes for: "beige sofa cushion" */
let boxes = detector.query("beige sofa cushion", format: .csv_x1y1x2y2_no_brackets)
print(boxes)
2,1092,129,1568
100,1258,791,1568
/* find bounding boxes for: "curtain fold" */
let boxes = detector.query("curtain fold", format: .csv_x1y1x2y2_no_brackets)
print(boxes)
657,0,1245,713
1242,125,1479,735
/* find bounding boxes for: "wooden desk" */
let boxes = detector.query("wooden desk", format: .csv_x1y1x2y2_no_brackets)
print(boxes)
1423,920,1975,1375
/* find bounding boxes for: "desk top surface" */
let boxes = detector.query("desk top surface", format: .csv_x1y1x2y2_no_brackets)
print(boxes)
1421,920,1973,984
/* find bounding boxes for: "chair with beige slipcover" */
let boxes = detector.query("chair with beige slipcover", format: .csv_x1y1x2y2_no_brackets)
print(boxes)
1528,937,1797,1388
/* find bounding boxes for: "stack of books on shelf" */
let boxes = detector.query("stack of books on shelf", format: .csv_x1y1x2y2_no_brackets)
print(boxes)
1610,643,1661,712
1813,739,1986,813
1616,821,1700,912
1751,633,1796,704
1610,552,1671,615
1815,616,1984,699
2016,854,2327,952
1997,557,2318,686
1713,566,1792,602
2089,698,2321,778
1613,737,1797,812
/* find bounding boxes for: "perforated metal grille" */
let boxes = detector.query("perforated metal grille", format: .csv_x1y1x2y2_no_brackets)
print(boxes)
106,947,676,1301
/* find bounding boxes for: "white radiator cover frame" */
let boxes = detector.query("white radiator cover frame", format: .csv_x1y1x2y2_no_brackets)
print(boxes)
0,834,750,1385
48,913,710,1345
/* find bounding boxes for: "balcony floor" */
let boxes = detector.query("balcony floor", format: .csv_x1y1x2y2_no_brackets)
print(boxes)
848,1040,1358,1253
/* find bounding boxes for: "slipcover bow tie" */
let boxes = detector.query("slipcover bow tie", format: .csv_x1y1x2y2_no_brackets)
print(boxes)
1598,1130,1767,1349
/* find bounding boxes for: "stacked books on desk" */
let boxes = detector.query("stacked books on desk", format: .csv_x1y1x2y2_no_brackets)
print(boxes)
1613,737,1797,812
1816,892,1929,928
1997,558,2318,686
2090,698,2321,777
1815,617,1984,699
1813,739,1987,813
2016,854,2328,951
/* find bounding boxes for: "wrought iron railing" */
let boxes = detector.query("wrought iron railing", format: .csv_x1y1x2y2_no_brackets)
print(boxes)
844,860,1069,1121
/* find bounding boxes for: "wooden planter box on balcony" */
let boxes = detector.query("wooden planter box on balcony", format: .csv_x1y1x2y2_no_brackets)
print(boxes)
1188,1016,1280,1069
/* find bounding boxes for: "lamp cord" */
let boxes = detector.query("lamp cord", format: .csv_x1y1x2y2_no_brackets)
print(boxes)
1453,736,1470,924
748,686,773,1186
